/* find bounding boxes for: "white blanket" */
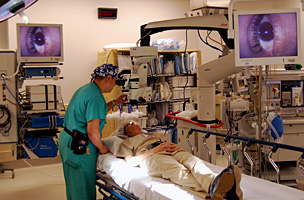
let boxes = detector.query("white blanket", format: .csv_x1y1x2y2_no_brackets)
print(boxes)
97,153,304,200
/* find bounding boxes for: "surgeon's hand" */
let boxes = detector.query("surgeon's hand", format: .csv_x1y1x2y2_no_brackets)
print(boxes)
154,142,180,153
99,144,109,155
115,94,128,105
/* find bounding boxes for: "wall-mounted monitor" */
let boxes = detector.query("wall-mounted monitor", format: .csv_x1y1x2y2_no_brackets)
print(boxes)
16,23,63,63
234,8,301,67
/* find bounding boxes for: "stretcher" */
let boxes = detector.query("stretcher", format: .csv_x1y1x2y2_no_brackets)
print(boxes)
95,144,304,200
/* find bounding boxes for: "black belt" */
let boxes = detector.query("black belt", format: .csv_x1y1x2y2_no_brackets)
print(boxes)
64,127,75,137
63,127,88,155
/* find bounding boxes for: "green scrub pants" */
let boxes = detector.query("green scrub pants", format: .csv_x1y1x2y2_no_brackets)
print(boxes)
59,130,98,200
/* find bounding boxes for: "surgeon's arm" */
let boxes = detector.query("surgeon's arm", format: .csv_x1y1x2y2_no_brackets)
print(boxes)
87,119,108,154
107,94,128,111
124,142,180,167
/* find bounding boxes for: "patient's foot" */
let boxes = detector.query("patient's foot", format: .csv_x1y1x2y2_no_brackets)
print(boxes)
225,165,243,200
209,167,234,200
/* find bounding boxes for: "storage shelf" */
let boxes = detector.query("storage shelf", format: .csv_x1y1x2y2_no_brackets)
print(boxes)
20,76,64,81
22,127,62,132
148,73,196,78
102,48,201,128
21,109,65,115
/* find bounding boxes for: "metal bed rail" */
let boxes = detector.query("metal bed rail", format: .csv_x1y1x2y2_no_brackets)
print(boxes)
187,128,304,183
96,170,139,200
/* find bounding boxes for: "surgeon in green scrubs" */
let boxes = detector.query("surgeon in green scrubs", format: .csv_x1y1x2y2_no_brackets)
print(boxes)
59,64,127,200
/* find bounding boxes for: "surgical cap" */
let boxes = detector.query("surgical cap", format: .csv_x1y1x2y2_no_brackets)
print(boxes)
90,63,118,82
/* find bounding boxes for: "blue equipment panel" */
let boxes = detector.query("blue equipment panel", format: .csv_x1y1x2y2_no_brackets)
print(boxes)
24,137,58,157
31,115,64,128
25,67,58,77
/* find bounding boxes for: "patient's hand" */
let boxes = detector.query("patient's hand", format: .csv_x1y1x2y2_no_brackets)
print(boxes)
155,142,180,153
125,142,181,166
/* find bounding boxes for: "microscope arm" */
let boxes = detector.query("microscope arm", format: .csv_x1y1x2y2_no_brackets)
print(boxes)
140,14,234,49
197,51,243,121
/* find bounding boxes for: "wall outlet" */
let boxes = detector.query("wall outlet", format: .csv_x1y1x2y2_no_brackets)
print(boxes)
0,70,7,77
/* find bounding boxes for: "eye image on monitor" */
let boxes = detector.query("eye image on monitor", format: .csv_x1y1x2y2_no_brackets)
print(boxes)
234,8,301,66
17,23,64,63
19,26,61,57
239,12,297,58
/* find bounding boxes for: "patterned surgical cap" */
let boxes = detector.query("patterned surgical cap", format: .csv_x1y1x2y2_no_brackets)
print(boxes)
90,63,118,82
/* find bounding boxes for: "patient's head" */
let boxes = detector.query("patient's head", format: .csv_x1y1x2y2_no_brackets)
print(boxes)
123,121,142,137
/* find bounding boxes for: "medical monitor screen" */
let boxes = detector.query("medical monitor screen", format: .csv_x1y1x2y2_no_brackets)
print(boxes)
17,23,63,63
234,8,301,66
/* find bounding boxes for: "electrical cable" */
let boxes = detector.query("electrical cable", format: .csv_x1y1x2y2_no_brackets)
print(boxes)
0,105,11,127
136,30,152,47
2,76,19,104
6,99,18,106
2,62,21,79
23,159,63,178
147,62,154,77
0,121,11,133
197,30,223,53
24,137,40,151
183,70,191,110
206,30,225,49
18,116,29,144
184,29,188,53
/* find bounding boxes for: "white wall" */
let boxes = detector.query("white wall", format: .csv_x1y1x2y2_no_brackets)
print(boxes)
0,21,8,49
8,0,195,104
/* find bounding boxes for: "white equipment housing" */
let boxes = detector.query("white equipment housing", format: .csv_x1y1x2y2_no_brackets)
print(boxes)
0,50,18,161
197,51,242,121
26,85,62,110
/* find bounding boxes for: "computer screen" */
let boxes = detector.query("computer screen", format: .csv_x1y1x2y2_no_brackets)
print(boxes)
16,23,63,63
234,8,301,66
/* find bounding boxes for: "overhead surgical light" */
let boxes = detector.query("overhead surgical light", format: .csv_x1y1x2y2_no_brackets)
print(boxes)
0,0,38,24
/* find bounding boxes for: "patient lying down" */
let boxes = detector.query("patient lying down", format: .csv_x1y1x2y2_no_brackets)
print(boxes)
115,121,243,200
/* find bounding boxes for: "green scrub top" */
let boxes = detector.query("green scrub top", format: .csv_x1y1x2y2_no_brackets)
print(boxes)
63,82,108,136
59,82,108,200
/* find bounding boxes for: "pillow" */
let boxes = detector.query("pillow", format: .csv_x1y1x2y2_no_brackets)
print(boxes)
101,136,124,155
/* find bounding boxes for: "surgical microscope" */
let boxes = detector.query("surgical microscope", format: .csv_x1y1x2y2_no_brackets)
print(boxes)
116,46,158,105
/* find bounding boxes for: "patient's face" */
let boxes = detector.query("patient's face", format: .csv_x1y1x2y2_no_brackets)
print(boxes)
124,121,142,137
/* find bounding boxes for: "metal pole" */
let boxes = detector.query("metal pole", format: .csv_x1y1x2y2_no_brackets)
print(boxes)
258,66,263,178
